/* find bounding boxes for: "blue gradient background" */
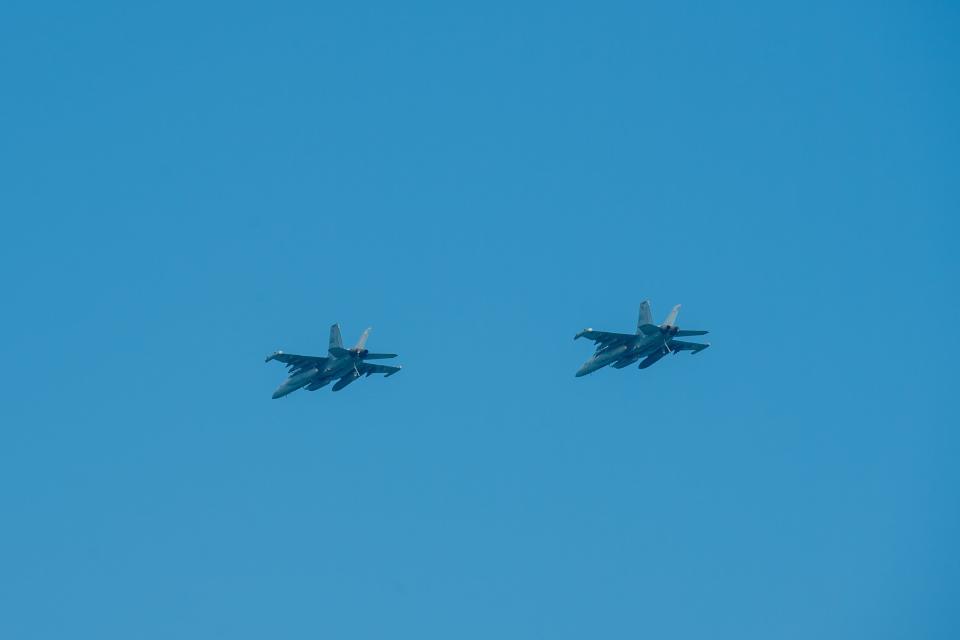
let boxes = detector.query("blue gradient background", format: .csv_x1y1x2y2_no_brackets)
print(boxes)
1,1,957,638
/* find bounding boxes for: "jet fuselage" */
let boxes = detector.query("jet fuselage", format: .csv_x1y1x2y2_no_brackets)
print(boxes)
576,333,670,377
271,353,366,398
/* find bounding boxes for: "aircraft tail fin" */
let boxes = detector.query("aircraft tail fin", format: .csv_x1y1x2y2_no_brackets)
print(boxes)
662,304,681,327
354,327,372,350
328,324,343,352
637,300,654,333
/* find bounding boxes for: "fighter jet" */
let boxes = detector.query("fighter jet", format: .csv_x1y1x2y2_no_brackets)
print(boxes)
265,324,401,398
574,301,709,377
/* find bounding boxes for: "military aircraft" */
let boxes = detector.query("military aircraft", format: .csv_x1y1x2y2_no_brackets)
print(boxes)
574,301,709,377
265,324,401,398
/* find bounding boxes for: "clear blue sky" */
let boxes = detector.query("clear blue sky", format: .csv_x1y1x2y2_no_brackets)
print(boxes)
1,1,957,638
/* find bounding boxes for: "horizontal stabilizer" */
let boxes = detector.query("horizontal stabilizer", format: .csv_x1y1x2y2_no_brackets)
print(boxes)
363,352,397,360
675,329,709,336
637,323,661,336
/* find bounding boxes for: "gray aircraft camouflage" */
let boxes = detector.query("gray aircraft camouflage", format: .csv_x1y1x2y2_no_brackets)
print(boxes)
574,301,709,377
265,324,401,398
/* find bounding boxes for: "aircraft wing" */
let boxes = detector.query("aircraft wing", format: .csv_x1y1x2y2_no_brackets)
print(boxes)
359,362,402,377
668,339,710,354
265,351,328,371
574,329,637,346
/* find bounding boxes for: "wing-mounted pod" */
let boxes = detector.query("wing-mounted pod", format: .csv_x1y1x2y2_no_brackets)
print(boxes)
332,371,361,392
639,348,669,369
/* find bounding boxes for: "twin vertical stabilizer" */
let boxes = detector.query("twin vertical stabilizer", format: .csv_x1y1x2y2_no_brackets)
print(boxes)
662,304,681,328
328,324,343,353
636,300,654,332
637,300,683,331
